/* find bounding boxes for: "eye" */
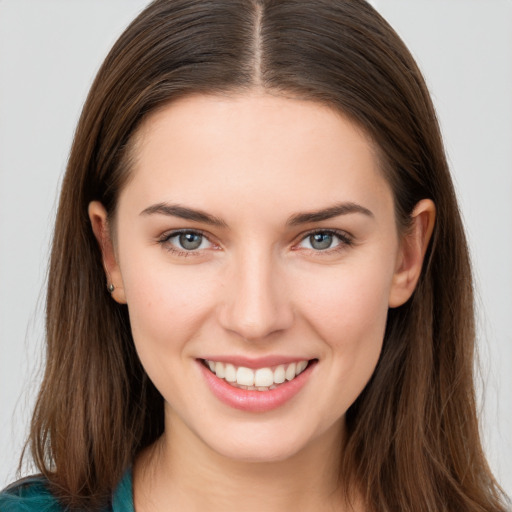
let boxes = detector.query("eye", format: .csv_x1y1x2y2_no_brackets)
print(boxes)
297,230,352,251
160,230,213,253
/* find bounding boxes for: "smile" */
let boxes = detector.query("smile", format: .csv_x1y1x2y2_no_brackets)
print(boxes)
199,358,317,412
203,359,310,391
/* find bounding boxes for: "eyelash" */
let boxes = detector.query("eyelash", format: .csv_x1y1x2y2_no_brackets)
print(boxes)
157,228,354,256
157,229,215,257
294,229,354,254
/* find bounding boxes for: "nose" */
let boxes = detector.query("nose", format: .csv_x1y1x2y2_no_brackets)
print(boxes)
218,248,294,341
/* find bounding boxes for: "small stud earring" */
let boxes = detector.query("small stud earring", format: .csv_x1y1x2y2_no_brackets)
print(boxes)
107,283,115,293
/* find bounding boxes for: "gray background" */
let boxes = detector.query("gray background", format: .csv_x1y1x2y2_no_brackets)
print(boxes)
1,0,511,497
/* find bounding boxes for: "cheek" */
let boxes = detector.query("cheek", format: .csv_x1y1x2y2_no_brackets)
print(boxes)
292,257,394,390
120,254,220,358
119,260,223,410
295,261,392,339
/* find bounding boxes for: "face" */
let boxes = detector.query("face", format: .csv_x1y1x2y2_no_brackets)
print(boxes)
91,93,424,464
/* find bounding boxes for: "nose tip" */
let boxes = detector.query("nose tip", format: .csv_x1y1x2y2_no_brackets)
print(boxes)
218,256,293,341
224,312,287,342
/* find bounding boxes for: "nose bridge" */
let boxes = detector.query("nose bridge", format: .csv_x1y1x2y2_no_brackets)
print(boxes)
219,243,292,340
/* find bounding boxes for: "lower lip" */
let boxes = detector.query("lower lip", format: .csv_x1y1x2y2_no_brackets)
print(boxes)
198,360,316,413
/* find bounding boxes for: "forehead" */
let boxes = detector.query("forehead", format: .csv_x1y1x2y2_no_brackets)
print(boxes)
120,93,393,222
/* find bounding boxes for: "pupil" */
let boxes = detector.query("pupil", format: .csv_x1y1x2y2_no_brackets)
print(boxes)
311,233,332,250
179,233,202,250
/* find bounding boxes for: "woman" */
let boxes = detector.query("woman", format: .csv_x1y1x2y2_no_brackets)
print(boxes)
0,0,508,510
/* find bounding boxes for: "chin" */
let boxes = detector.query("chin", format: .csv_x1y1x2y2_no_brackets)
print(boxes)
209,438,307,464
196,418,340,465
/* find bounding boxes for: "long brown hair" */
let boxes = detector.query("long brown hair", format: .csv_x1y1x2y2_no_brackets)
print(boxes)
27,1,508,510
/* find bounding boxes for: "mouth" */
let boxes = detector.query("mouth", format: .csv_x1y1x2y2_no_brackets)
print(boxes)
198,357,318,412
200,358,316,392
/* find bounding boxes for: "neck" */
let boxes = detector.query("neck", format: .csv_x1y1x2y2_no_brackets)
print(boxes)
133,413,358,512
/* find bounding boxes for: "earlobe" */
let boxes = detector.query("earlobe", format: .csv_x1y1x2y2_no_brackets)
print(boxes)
88,201,127,304
388,199,436,308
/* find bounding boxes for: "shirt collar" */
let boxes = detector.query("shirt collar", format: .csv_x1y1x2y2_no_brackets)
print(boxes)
112,468,134,512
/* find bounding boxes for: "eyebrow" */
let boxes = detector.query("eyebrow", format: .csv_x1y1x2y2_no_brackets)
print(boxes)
140,203,228,228
140,201,373,228
286,202,374,226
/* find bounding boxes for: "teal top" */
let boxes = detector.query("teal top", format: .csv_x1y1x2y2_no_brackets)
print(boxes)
0,469,134,512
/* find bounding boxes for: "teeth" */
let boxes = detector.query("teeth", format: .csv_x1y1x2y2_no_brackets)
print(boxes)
285,362,296,381
296,360,308,374
274,365,286,384
207,359,310,390
215,362,226,379
254,368,274,387
225,363,236,383
236,366,255,386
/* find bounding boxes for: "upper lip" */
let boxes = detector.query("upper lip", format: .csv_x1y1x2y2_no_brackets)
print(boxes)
199,355,315,369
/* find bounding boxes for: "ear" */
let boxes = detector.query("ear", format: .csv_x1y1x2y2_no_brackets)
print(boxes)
388,199,436,308
88,201,127,304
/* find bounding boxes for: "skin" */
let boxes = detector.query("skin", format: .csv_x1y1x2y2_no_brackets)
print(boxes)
89,93,435,511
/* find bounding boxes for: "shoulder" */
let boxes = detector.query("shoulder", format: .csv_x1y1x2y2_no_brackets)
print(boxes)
0,477,64,512
0,469,132,512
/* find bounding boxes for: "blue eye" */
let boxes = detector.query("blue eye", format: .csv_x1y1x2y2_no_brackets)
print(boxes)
309,232,335,250
162,231,212,252
179,232,203,250
298,231,351,251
